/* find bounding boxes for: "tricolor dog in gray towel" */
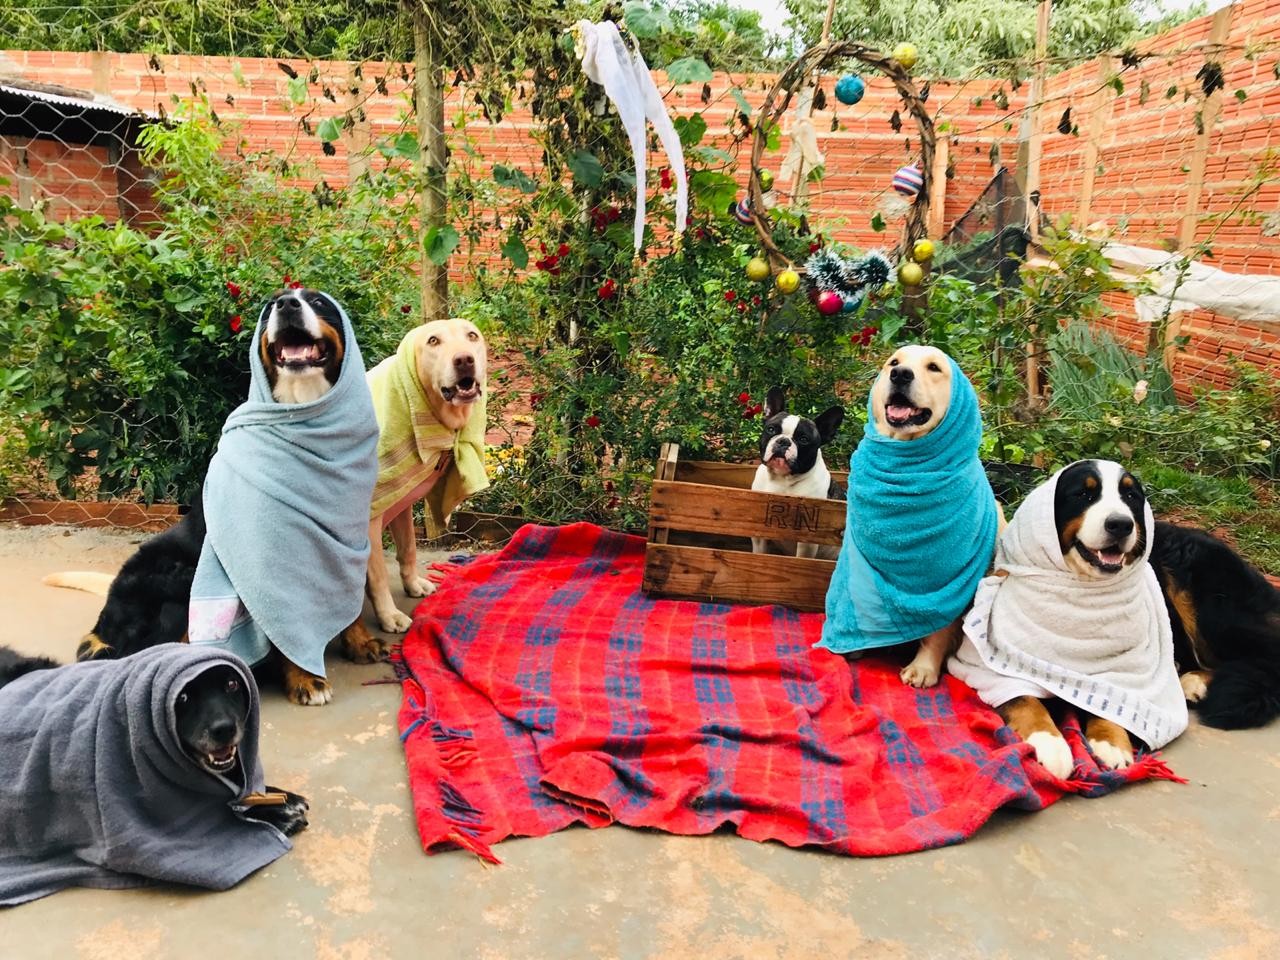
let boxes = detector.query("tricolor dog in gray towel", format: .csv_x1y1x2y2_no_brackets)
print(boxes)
0,646,303,906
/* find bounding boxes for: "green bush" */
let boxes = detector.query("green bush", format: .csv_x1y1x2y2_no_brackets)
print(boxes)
0,101,421,501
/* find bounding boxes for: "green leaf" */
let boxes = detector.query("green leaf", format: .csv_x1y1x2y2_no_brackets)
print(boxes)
567,150,604,188
493,164,537,193
1235,89,1248,102
424,225,459,265
1108,75,1124,96
730,87,752,116
665,57,713,85
316,117,341,142
501,233,528,269
675,114,707,148
287,76,307,105
763,120,781,152
689,170,739,217
623,1,671,38
870,212,886,232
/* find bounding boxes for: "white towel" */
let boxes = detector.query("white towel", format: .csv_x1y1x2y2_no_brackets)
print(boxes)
949,464,1188,749
574,20,688,250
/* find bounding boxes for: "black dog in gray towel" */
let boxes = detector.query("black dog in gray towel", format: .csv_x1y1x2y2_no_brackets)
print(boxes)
0,644,306,906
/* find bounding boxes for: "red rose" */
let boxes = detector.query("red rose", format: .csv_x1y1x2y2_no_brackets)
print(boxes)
752,295,762,306
401,304,411,314
724,290,736,302
585,414,601,428
751,403,763,415
598,279,616,300
229,314,243,333
809,241,821,253
694,227,707,241
741,407,756,419
226,281,242,299
607,496,620,509
282,274,292,285
530,392,545,409
737,301,748,313
539,243,548,254
289,280,302,289
557,242,570,257
548,266,561,276
738,391,750,404
607,206,621,223
659,167,672,189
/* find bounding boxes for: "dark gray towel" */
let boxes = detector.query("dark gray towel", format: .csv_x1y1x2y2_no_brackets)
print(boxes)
0,646,291,906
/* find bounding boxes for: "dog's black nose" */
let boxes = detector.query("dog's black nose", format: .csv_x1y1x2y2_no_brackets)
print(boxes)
454,354,475,374
208,719,237,746
1104,514,1134,538
889,366,914,385
772,437,791,450
277,296,301,313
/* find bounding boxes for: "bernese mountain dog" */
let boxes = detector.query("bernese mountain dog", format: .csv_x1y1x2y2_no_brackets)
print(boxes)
1055,459,1280,730
43,288,351,705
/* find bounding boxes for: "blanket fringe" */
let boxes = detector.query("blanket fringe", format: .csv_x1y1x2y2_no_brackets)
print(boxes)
1132,752,1187,784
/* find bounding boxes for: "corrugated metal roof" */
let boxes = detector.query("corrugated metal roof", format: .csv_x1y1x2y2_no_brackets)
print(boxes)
0,82,158,120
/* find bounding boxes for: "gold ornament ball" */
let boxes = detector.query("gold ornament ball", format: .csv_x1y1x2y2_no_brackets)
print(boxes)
746,257,771,282
776,269,801,294
893,43,919,70
912,238,935,261
898,261,924,286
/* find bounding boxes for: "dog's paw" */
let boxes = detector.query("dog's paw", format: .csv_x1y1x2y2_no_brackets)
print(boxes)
402,576,437,599
1088,737,1134,771
251,787,310,836
285,674,332,706
377,608,413,633
1027,730,1074,780
341,630,388,664
900,660,940,688
1180,671,1209,703
76,632,114,662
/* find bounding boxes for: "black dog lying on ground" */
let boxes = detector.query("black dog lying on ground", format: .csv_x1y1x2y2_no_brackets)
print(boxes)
1152,521,1280,729
0,647,308,837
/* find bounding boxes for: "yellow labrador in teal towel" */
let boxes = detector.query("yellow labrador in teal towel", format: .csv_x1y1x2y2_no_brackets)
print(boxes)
819,345,1006,687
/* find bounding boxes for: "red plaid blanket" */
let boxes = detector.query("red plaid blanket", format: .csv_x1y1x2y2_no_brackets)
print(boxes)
397,523,1179,863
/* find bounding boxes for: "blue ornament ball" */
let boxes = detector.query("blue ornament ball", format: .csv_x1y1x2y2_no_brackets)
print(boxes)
841,293,861,313
835,74,866,106
732,199,754,225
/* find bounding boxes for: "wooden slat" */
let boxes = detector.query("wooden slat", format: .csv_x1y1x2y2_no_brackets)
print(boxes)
650,442,679,545
926,135,949,240
643,542,836,611
1076,54,1114,228
649,480,845,545
673,459,849,488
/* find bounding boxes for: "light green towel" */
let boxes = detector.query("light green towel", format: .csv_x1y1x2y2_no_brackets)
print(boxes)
367,329,489,536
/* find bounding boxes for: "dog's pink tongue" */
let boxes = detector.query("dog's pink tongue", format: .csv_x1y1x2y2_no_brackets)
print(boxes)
886,404,916,420
1099,548,1124,565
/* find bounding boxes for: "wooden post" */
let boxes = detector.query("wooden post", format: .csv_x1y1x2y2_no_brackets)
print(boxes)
1162,4,1236,367
414,4,449,322
1018,0,1051,403
1076,54,1115,228
345,62,372,183
926,135,948,239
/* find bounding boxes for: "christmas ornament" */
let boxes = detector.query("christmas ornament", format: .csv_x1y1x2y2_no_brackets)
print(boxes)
892,43,919,70
746,257,771,282
892,164,924,200
775,269,800,294
816,290,843,315
731,199,754,225
835,74,866,105
898,261,924,286
912,238,936,261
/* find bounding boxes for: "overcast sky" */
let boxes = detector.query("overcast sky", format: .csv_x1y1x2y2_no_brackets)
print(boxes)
731,0,1233,41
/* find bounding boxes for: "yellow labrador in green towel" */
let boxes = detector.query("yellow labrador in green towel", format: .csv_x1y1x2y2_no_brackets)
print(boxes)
349,318,490,646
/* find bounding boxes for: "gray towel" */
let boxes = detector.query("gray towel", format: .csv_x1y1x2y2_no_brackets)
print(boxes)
0,646,291,906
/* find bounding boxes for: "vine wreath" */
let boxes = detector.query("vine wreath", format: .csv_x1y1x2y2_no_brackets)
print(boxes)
745,42,937,268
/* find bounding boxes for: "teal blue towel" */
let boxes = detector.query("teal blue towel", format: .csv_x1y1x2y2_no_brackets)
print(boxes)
819,354,998,653
188,294,379,676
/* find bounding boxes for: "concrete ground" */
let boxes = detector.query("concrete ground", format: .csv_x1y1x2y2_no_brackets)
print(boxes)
2,522,1279,960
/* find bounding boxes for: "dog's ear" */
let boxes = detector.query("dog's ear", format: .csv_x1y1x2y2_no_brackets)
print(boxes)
814,406,844,445
764,386,786,419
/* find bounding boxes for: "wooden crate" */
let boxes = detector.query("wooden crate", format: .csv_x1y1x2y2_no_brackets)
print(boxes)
642,443,848,611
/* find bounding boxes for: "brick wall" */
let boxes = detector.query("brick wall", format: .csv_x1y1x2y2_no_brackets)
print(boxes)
2,2,1278,391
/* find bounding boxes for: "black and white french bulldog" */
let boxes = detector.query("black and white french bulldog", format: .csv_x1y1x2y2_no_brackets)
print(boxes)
750,386,845,559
